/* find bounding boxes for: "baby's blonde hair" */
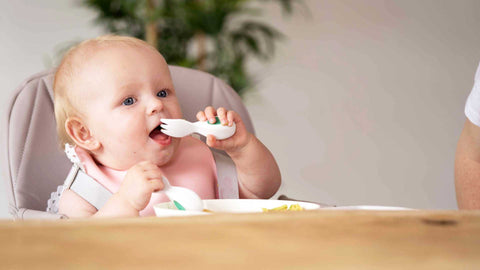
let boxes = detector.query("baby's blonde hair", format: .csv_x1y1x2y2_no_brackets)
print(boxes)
53,35,157,149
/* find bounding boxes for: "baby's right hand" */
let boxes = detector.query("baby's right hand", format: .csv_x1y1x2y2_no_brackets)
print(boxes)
117,161,164,211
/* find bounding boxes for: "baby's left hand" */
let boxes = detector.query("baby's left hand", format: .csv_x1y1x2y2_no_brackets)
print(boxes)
196,106,252,154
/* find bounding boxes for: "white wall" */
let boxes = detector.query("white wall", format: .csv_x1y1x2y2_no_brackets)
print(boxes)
248,0,480,209
1,0,479,218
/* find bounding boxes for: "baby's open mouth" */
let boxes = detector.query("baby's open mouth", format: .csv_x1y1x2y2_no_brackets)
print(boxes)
149,126,171,145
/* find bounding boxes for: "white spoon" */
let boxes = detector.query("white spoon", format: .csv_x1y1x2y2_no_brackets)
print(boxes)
160,176,204,211
160,116,236,140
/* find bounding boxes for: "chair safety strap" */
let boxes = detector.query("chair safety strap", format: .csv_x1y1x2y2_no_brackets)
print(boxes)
63,164,113,210
211,149,239,199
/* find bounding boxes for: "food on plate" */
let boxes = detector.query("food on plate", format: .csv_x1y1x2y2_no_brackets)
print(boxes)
262,204,304,212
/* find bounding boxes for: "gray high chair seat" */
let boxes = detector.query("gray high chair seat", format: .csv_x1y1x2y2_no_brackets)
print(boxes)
1,66,255,219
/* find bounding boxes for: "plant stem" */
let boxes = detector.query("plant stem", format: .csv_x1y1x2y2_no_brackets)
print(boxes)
146,0,157,48
196,31,207,71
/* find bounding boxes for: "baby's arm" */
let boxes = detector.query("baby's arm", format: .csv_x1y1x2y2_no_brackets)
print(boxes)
58,189,139,218
58,161,164,218
197,107,281,199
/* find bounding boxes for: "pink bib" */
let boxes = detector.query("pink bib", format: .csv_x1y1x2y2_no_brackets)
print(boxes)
75,136,217,216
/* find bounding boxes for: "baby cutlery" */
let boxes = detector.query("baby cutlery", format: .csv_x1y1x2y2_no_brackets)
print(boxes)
159,176,204,211
160,116,236,140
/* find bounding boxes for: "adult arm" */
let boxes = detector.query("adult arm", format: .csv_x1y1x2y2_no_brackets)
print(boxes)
455,119,480,209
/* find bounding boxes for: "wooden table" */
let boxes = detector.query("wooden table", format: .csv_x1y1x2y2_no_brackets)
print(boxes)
1,210,479,269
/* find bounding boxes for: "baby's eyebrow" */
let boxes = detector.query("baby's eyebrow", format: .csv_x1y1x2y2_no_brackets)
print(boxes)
118,82,143,91
154,76,174,89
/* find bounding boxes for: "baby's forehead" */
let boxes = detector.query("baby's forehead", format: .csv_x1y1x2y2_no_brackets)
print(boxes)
68,41,167,92
72,41,158,78
76,41,152,65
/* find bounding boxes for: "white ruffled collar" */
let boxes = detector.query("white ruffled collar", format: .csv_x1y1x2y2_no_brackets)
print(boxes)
64,143,85,171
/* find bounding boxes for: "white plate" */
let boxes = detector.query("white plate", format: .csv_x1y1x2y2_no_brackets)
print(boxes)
153,199,321,217
323,205,413,211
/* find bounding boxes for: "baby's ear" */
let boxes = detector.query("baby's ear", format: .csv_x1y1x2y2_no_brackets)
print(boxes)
65,117,101,151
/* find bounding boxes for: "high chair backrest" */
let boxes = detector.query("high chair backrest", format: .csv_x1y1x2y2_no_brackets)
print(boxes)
1,66,254,219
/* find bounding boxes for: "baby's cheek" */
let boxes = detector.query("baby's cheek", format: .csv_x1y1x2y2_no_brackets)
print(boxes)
168,101,183,118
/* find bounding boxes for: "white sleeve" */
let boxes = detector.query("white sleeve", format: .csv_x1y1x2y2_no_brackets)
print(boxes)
465,62,480,127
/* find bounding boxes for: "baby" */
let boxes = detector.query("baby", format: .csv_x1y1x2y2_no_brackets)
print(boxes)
53,35,281,218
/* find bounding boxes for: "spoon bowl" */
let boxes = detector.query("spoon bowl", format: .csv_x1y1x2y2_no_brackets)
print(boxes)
160,177,204,211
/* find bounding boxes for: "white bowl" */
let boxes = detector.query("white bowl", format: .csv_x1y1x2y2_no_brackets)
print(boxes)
153,199,321,217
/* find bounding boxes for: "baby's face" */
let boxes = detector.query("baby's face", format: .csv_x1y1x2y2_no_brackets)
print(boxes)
72,44,182,170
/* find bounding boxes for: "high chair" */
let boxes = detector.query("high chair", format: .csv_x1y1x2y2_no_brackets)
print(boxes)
1,66,255,219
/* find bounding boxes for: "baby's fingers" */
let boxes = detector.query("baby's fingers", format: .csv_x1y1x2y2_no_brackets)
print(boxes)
206,134,218,148
204,106,217,124
142,169,164,182
196,110,207,122
226,110,238,127
216,107,228,125
206,134,230,148
197,107,238,127
150,179,164,192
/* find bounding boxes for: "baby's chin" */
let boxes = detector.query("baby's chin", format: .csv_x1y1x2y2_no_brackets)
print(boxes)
95,138,181,170
148,137,181,166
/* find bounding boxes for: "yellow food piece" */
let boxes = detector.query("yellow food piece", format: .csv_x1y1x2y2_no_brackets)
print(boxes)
288,204,304,211
262,204,304,212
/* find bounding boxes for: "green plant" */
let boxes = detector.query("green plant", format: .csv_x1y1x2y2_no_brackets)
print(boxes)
82,0,302,96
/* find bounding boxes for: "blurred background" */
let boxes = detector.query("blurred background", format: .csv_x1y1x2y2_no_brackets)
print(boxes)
2,0,480,218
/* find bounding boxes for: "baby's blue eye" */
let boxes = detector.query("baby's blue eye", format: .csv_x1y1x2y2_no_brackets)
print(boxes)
157,89,168,98
122,97,136,106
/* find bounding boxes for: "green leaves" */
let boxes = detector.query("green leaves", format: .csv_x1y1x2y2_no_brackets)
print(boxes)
83,0,143,36
81,0,301,96
230,21,284,60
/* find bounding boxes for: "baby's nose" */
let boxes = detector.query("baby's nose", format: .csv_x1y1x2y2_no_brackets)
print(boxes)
148,99,164,115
